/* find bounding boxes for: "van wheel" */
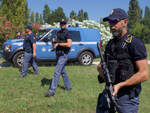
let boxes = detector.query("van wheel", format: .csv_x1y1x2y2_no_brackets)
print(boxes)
12,51,24,68
78,51,93,66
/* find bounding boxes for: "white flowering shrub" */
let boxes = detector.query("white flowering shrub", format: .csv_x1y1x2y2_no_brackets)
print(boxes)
41,19,112,47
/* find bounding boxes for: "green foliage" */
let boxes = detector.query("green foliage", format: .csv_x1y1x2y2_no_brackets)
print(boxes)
32,23,41,34
24,2,29,25
1,0,28,29
141,26,150,43
130,23,150,43
70,10,77,20
128,1,150,44
141,6,150,43
39,14,43,24
128,0,142,30
142,6,150,29
53,7,66,23
130,23,144,39
77,9,84,22
76,9,89,22
84,11,89,20
30,12,34,24
35,12,39,24
43,4,51,24
144,6,150,20
0,15,18,47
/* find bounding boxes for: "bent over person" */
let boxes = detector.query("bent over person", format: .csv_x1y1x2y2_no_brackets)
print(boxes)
96,8,149,113
45,19,72,97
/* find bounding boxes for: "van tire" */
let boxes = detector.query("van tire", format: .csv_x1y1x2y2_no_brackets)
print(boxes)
12,51,24,68
78,51,93,66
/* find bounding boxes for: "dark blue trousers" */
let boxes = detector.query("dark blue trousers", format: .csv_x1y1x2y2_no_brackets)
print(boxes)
49,53,72,94
21,52,39,77
96,92,139,113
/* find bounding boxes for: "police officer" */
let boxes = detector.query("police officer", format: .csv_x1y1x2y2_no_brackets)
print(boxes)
16,31,22,39
45,19,72,97
97,8,149,113
20,26,40,77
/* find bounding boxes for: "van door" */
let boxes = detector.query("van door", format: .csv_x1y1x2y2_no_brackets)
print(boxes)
36,30,56,59
68,31,83,59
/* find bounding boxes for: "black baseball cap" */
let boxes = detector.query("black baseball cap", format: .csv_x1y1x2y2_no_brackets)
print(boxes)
60,19,67,24
16,31,21,33
26,25,32,30
103,8,128,22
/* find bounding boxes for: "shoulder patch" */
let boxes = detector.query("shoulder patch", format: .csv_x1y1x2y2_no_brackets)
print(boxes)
33,36,36,40
124,34,133,43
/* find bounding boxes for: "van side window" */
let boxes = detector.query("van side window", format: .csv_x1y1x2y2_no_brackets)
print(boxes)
69,31,81,41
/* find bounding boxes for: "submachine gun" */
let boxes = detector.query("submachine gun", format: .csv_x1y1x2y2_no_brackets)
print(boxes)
97,42,121,113
51,30,59,51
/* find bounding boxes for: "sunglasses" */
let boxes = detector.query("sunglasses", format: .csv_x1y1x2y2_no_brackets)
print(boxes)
108,20,120,25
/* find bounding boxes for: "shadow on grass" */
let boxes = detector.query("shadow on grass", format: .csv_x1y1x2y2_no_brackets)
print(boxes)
0,61,11,67
41,77,65,90
18,68,37,75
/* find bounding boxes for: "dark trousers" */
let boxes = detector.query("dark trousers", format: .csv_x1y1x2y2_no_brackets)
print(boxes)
49,53,72,94
96,92,139,113
21,52,39,77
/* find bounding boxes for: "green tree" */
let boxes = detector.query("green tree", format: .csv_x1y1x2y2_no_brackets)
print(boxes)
141,26,150,43
144,6,150,19
70,10,77,20
77,9,84,22
142,6,150,29
53,7,66,23
128,0,142,30
0,0,2,8
39,14,43,24
50,11,56,24
130,23,144,39
43,4,51,24
24,2,30,25
31,12,34,24
35,12,39,23
1,0,28,29
84,11,89,20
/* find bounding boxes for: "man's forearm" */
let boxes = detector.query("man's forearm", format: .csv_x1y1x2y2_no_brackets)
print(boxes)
58,42,71,47
33,43,36,54
120,70,149,88
119,59,149,88
58,39,72,47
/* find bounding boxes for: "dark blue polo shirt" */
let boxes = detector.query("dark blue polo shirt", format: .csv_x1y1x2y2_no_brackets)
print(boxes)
123,32,147,61
23,33,36,53
56,29,72,54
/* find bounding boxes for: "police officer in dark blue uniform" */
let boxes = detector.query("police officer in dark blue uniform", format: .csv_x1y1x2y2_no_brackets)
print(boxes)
97,8,149,113
20,26,40,77
16,31,22,39
45,19,72,97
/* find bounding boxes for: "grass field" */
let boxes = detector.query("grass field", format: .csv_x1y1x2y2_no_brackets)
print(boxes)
0,44,149,113
0,64,150,113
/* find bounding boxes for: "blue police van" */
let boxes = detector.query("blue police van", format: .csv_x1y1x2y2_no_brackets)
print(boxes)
2,27,101,68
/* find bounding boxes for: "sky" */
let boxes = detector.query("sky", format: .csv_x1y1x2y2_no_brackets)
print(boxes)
27,0,150,21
